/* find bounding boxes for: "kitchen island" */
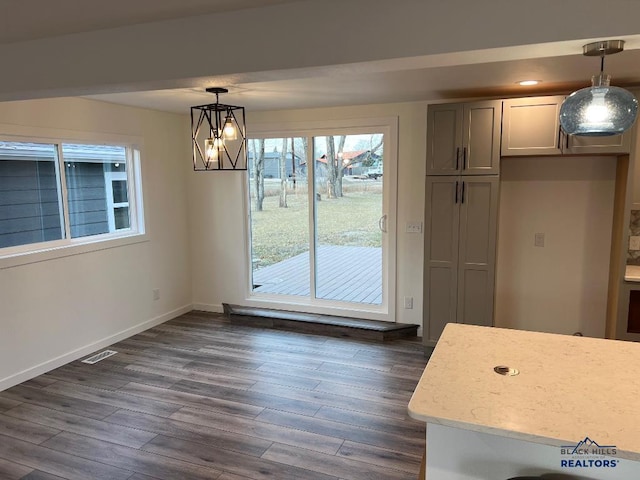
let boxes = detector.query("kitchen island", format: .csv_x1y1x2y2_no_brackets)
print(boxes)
408,323,640,479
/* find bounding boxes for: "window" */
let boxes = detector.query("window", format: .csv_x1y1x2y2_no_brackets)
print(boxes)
0,140,144,255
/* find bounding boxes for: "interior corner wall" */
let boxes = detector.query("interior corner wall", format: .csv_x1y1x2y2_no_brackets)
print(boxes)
188,101,428,327
495,156,617,337
0,97,192,390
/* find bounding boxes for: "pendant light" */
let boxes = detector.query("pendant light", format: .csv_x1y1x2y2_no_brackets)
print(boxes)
191,87,247,171
559,40,638,136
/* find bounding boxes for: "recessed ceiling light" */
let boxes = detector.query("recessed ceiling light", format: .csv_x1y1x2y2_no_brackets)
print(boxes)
517,80,540,86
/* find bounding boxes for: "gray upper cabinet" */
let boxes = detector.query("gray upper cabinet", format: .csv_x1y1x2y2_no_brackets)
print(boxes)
563,132,632,155
427,104,462,175
423,175,499,344
501,96,563,156
427,101,501,175
502,95,631,156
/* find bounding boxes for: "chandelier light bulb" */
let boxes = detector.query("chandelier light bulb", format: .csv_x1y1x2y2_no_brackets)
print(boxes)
223,116,238,141
204,138,219,168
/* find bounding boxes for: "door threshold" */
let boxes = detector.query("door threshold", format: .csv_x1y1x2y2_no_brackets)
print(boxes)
222,303,418,341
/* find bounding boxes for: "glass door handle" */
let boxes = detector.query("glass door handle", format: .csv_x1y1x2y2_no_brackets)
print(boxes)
378,214,388,233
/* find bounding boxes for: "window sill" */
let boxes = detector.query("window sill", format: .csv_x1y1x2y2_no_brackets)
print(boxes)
0,232,149,270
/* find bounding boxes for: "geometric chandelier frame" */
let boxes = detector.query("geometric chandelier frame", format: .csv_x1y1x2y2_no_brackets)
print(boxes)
191,87,248,171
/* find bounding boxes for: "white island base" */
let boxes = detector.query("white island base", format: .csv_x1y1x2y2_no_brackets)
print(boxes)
426,423,640,480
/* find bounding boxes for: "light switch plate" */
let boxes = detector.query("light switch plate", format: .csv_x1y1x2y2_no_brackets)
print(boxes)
404,296,413,309
406,222,423,234
534,233,545,247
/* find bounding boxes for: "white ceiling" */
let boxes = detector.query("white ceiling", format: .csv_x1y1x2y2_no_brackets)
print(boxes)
87,49,640,113
4,0,640,113
0,0,299,44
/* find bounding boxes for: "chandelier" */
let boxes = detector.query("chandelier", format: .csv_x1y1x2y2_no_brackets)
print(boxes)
191,87,247,171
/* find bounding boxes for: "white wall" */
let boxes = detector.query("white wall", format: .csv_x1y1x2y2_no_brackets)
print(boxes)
189,102,428,326
495,156,617,337
0,97,192,390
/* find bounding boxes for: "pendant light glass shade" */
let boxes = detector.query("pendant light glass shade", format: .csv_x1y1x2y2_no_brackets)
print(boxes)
559,40,638,137
560,74,638,136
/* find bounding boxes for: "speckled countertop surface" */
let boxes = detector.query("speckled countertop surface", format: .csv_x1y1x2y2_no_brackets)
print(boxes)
408,323,640,461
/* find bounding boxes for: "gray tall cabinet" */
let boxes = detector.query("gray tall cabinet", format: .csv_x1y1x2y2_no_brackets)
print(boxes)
424,100,501,345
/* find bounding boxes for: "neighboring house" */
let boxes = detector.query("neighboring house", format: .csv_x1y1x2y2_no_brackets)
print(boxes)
247,150,304,179
0,142,128,248
341,150,382,176
297,150,382,178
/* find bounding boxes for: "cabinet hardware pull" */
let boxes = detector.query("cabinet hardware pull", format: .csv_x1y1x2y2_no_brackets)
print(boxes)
461,181,465,204
455,181,459,204
557,127,562,150
455,147,460,170
463,147,467,170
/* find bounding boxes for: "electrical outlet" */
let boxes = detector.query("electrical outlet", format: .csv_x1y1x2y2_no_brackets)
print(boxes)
153,289,160,301
406,222,423,234
630,236,640,251
534,233,545,247
404,296,413,309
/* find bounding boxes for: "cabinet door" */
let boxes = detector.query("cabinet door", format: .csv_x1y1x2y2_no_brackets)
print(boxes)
564,131,632,155
424,176,460,343
456,176,499,328
462,101,501,174
427,104,463,175
501,96,564,156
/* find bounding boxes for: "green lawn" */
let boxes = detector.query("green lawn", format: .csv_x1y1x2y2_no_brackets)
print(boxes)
250,189,382,269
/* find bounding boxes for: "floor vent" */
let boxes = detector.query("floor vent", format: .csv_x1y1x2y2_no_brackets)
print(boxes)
81,350,117,364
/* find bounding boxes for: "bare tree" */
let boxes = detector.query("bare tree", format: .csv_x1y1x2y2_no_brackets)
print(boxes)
298,137,308,184
279,138,288,208
334,135,347,197
290,138,297,190
325,135,347,198
364,136,383,166
251,139,265,211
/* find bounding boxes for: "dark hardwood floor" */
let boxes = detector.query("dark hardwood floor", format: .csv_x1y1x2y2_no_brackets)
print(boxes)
0,311,428,480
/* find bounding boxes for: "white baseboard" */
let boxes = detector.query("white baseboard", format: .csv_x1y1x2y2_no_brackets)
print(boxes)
0,304,193,392
192,303,224,313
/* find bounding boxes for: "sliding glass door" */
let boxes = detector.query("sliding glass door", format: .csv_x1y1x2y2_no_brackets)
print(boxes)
246,125,394,316
312,135,383,304
248,137,311,297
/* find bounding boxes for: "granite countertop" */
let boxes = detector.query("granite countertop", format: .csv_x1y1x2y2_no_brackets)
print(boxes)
408,323,640,461
625,265,640,282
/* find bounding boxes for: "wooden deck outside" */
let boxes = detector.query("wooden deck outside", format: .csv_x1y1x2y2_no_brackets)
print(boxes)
252,245,382,304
